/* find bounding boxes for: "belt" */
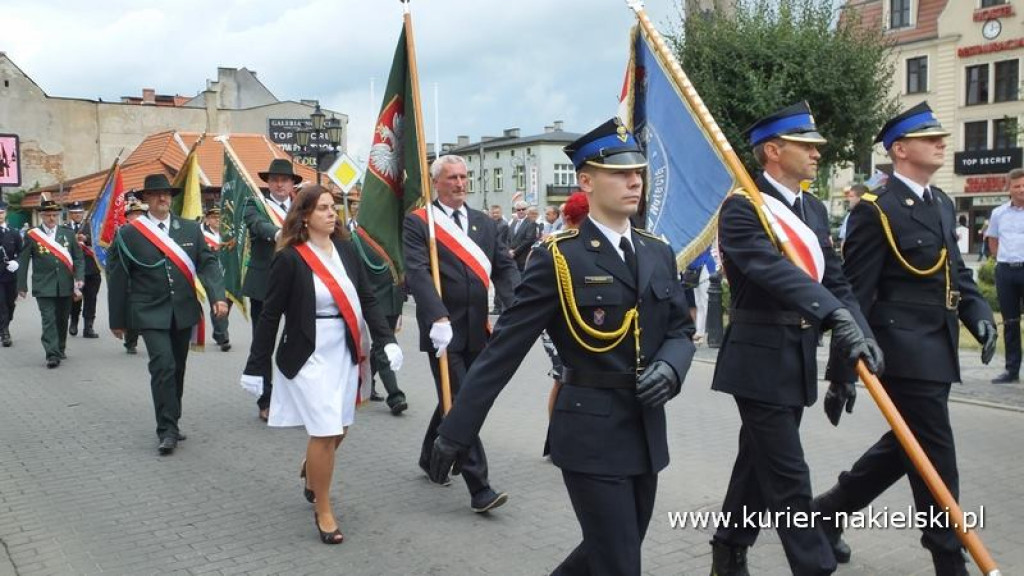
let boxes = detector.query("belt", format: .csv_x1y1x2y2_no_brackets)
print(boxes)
876,292,961,311
730,308,811,329
561,367,636,389
998,262,1024,268
315,314,342,319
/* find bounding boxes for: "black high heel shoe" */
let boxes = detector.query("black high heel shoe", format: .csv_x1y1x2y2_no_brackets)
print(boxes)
314,513,344,545
300,460,316,504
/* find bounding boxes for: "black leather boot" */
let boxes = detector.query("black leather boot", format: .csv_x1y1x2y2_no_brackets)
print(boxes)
931,549,969,576
1,327,11,347
813,485,852,563
83,320,99,339
709,540,750,576
68,319,78,336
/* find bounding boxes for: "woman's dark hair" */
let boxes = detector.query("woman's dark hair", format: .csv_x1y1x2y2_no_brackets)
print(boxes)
276,185,349,251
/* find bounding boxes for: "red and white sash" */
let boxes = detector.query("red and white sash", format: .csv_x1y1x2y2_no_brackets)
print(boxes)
261,195,288,227
294,242,373,405
413,206,492,289
130,217,208,348
758,194,825,282
202,229,221,250
27,228,74,275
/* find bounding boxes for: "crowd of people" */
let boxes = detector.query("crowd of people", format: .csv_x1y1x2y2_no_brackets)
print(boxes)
0,101,1012,576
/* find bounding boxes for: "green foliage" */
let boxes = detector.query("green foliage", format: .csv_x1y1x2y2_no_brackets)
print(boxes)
977,258,1000,313
670,0,900,198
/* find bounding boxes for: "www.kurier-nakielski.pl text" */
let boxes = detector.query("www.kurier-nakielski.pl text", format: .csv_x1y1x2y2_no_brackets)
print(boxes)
668,505,986,534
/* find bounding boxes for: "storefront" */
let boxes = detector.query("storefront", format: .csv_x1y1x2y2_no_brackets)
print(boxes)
953,147,1023,253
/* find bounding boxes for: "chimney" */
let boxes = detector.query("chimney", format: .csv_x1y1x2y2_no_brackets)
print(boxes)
544,125,555,133
142,89,156,104
426,142,435,156
457,135,470,147
503,128,520,138
553,120,564,132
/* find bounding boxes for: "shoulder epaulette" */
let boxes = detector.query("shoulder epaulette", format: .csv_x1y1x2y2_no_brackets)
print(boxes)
862,192,878,202
544,228,579,245
634,228,666,243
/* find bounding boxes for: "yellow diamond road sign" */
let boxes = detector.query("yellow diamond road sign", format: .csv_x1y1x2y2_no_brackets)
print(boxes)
327,154,362,194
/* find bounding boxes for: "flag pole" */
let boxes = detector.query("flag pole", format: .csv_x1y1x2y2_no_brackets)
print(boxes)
625,2,999,573
403,0,454,413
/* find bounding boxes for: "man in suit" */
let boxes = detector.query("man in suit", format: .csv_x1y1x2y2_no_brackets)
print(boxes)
121,195,148,355
813,103,996,576
65,201,101,338
507,200,539,271
346,188,408,414
403,154,519,513
107,174,228,455
428,119,695,576
489,204,510,314
0,200,23,348
18,199,85,368
708,102,882,576
202,206,231,352
243,158,300,421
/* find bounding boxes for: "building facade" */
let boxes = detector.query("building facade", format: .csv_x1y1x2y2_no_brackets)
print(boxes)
0,54,347,193
843,0,1023,251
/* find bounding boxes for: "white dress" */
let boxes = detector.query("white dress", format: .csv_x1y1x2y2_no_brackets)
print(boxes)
268,244,359,437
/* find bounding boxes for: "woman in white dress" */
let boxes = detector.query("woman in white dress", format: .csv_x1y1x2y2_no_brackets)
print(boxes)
242,185,403,544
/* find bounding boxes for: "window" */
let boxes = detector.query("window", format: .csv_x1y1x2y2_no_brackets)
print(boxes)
554,164,577,187
495,152,500,159
467,171,475,193
994,60,1019,103
905,56,927,94
890,0,911,29
994,117,1019,149
981,0,1007,7
493,168,503,191
966,64,989,106
513,165,525,190
964,121,988,151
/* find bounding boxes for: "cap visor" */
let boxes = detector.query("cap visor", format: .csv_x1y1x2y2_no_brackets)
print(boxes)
902,127,950,139
583,151,649,170
780,131,827,145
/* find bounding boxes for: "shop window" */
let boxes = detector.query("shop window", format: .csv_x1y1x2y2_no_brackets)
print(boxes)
994,117,1019,150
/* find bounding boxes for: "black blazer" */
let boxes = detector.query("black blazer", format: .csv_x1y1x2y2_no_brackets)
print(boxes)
508,217,540,268
244,237,395,380
402,204,520,353
0,226,22,283
712,174,870,407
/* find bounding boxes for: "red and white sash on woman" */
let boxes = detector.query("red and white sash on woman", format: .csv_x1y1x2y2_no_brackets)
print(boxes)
294,242,373,405
130,217,208,348
758,194,825,282
261,195,288,227
27,228,75,275
412,206,492,289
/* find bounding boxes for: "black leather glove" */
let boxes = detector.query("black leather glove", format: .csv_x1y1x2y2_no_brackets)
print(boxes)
823,380,856,426
862,338,885,375
974,320,997,365
636,361,678,408
429,435,467,485
825,308,869,371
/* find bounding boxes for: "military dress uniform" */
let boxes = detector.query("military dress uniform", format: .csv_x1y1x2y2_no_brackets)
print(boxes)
65,202,102,338
17,199,85,367
814,104,996,576
107,175,226,453
431,120,696,576
0,201,23,347
710,103,876,576
202,208,231,351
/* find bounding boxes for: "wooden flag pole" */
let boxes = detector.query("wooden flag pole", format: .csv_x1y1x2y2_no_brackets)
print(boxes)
404,0,454,414
626,2,1000,573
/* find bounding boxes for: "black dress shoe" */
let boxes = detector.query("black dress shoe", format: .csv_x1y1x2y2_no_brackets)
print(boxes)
68,324,78,336
158,436,177,455
992,372,1019,384
389,399,408,415
83,328,99,339
46,358,60,369
470,487,508,513
219,342,232,352
420,461,451,486
125,346,137,355
176,432,187,441
370,392,385,402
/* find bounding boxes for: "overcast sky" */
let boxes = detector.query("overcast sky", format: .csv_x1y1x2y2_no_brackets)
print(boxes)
3,0,681,160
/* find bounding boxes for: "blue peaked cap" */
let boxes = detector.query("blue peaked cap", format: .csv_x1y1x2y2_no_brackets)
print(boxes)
563,118,647,171
745,101,827,147
875,102,950,150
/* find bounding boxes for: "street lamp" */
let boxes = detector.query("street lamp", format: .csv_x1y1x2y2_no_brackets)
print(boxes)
295,103,344,185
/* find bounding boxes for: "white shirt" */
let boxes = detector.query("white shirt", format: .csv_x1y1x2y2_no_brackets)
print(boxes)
762,171,804,207
436,201,467,233
892,171,931,202
269,194,291,212
588,216,634,261
148,213,171,230
987,201,1024,263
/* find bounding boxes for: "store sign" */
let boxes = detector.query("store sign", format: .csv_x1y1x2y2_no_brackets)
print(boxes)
958,37,1024,58
955,148,1022,175
267,118,336,167
974,4,1014,22
0,134,21,187
965,176,1010,194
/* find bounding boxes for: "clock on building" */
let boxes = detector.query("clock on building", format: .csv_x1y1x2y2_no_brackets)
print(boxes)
982,19,1002,40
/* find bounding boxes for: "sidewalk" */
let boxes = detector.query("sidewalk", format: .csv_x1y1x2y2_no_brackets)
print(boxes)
693,335,1024,411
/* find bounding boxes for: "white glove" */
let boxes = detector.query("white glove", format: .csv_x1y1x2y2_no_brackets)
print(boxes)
429,321,453,358
5,260,18,273
384,343,404,371
239,374,264,397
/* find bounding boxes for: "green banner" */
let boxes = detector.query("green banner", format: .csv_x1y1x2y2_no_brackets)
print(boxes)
219,151,252,318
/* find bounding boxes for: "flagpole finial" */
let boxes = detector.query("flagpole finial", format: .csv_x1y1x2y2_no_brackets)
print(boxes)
401,0,410,14
625,0,644,13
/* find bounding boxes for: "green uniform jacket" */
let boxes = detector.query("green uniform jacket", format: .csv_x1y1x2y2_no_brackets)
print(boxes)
106,215,226,331
353,226,406,317
17,226,85,297
241,196,280,301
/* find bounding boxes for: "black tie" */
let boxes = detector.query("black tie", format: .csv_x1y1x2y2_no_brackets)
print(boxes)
620,237,637,282
158,222,167,231
452,209,463,232
923,188,934,205
793,195,805,221
279,201,288,212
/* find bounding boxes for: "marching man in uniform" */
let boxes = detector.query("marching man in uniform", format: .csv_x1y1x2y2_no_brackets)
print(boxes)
65,201,101,338
0,200,22,348
18,198,85,368
427,119,696,576
202,205,231,352
813,103,997,576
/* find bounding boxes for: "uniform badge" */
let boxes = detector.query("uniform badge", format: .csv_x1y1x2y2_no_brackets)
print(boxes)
172,220,181,230
616,125,629,143
905,198,914,206
590,239,601,248
471,225,477,231
593,308,606,326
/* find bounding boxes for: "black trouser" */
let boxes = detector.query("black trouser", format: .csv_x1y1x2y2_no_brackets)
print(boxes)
211,300,231,345
0,280,16,332
551,471,657,576
37,296,72,361
834,377,960,554
140,320,192,441
714,398,836,576
421,348,490,496
250,298,272,410
370,315,404,405
995,263,1024,375
70,273,101,327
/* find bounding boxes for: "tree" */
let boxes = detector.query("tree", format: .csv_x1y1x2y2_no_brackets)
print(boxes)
670,0,900,197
